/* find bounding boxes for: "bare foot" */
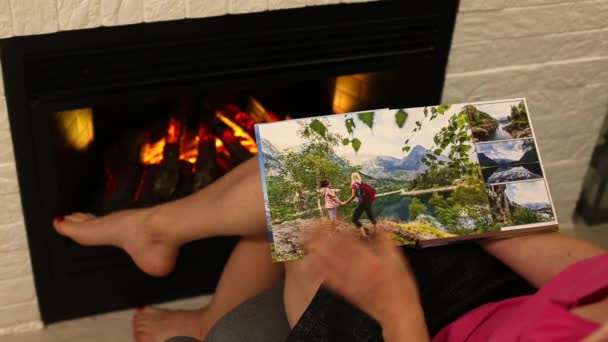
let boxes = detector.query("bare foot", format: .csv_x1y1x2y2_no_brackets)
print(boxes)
133,307,210,342
359,227,368,238
53,210,179,277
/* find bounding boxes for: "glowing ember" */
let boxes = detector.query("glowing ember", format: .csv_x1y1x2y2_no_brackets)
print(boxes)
247,97,280,123
179,131,200,164
141,138,166,165
216,112,258,154
166,118,181,144
215,138,231,171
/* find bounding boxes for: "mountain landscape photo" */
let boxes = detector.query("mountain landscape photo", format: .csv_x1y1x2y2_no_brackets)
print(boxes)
256,106,504,261
476,139,542,183
486,180,555,226
465,100,533,142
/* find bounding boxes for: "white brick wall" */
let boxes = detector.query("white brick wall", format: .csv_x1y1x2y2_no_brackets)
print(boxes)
0,0,606,336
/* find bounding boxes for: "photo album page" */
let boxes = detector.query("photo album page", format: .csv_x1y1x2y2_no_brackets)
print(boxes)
255,99,558,262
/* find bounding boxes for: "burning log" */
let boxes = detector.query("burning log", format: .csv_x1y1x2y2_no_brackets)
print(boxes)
151,118,181,202
193,123,222,191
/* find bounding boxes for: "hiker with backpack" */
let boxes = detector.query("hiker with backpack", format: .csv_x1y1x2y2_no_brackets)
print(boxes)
341,172,377,237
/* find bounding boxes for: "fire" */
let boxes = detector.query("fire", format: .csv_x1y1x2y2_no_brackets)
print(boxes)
166,118,181,144
140,104,265,168
179,131,200,164
141,138,166,165
216,112,258,154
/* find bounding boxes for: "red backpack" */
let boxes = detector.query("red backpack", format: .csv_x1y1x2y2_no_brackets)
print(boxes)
356,182,376,203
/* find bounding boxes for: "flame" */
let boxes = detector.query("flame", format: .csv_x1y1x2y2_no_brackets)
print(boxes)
216,112,258,154
141,138,166,165
247,97,280,123
140,108,261,168
215,138,231,171
167,118,181,144
179,131,200,164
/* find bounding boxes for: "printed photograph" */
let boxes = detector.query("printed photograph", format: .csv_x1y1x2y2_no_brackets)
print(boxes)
476,139,542,184
257,105,502,262
486,180,555,227
465,100,533,142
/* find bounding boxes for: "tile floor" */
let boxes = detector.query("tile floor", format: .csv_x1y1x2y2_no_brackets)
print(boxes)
3,220,608,342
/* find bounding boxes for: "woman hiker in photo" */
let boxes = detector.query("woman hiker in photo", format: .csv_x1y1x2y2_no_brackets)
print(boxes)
52,158,608,342
318,179,341,221
341,172,377,238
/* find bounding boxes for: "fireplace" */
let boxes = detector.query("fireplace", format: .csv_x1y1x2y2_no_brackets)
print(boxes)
0,1,459,323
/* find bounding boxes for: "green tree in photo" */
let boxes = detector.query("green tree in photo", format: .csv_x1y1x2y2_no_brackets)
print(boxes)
267,176,296,222
408,198,428,221
270,119,359,222
511,206,541,225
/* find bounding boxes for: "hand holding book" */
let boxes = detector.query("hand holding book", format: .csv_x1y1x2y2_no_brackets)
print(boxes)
303,226,429,341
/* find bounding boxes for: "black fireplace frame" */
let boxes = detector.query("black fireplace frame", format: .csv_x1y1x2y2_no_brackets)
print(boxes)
0,0,459,323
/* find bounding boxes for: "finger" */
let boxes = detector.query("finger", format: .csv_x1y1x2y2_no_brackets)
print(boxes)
312,231,374,282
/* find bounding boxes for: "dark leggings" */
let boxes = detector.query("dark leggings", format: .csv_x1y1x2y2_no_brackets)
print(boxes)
352,201,376,228
287,243,536,341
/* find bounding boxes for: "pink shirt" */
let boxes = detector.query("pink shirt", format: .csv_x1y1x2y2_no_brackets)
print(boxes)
433,253,607,342
319,187,340,209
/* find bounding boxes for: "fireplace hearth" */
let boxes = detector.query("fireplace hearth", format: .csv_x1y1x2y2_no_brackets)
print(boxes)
0,1,459,323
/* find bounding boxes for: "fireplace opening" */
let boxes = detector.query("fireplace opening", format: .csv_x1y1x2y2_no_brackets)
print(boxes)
1,1,459,323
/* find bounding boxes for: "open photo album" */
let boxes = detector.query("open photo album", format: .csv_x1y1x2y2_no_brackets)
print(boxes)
254,99,558,262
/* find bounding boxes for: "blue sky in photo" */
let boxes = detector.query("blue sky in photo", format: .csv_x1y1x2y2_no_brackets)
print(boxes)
256,106,474,163
476,140,527,161
505,180,550,205
475,100,523,121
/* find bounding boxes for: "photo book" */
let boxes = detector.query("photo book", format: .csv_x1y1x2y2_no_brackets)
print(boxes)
255,99,558,262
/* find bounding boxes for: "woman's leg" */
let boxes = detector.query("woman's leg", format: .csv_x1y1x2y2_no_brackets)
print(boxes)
363,202,377,225
133,235,284,342
54,158,268,276
351,203,367,237
283,258,324,328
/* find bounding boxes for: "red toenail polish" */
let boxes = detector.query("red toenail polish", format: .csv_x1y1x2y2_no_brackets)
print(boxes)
55,216,64,223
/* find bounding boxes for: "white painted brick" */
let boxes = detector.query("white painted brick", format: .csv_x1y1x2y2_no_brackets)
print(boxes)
0,249,32,281
0,276,37,307
538,132,598,166
57,0,101,30
443,57,608,103
448,29,608,74
0,162,18,194
0,131,14,164
228,0,267,14
0,301,41,331
544,159,590,191
10,0,59,36
0,98,7,131
186,0,226,18
547,179,585,221
306,0,341,5
0,193,22,226
459,0,504,12
506,0,579,7
101,0,143,26
0,0,13,38
579,82,608,115
0,221,28,252
453,1,608,45
268,0,306,10
144,0,186,22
